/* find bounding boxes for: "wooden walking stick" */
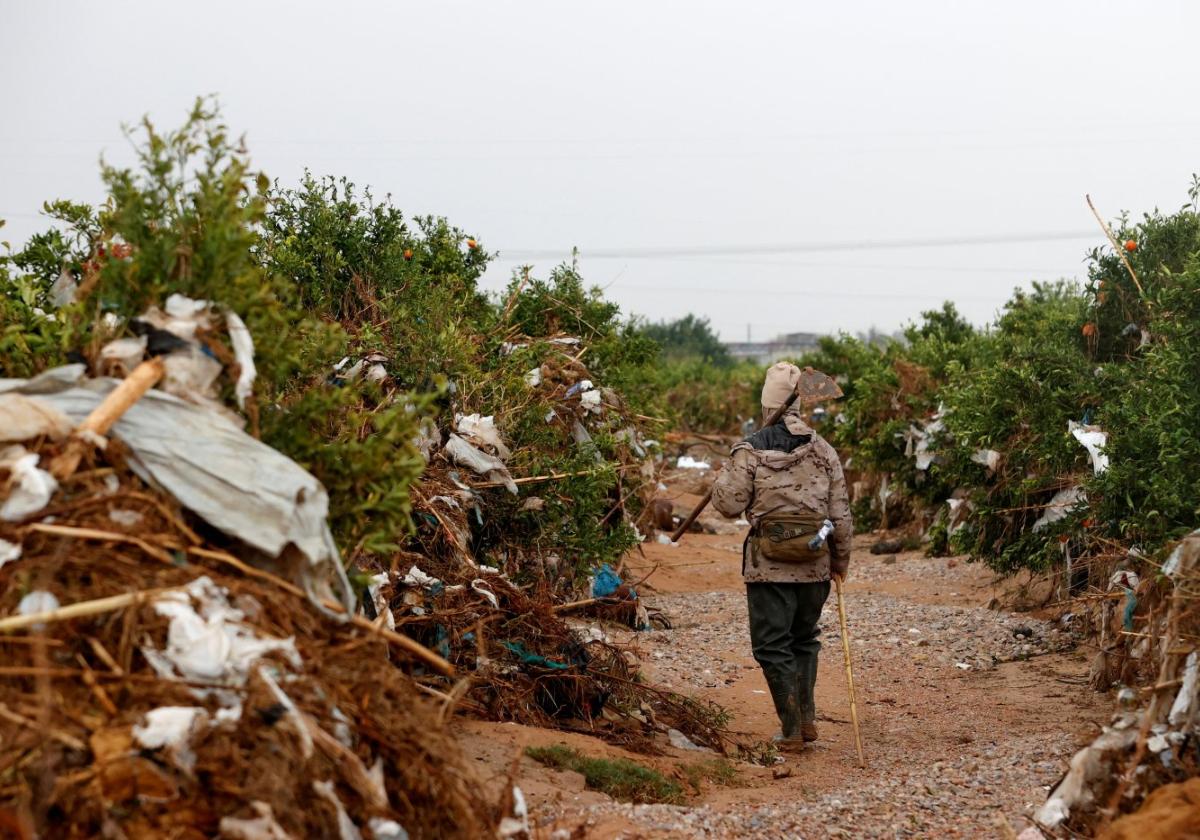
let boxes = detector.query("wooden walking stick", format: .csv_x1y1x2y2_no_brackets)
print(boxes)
835,575,866,767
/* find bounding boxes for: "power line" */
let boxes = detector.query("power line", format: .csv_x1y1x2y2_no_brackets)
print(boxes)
497,230,1097,260
492,253,1081,275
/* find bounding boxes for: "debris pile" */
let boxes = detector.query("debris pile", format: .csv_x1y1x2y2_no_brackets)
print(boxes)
0,372,499,838
1035,530,1200,835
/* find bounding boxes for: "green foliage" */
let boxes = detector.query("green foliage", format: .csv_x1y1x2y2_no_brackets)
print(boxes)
798,304,987,518
1085,188,1200,550
0,100,423,556
651,359,761,434
640,313,732,366
935,282,1095,572
780,193,1200,576
679,758,739,790
260,188,656,581
524,745,685,804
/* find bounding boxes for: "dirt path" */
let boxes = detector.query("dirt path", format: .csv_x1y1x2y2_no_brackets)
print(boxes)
461,517,1107,839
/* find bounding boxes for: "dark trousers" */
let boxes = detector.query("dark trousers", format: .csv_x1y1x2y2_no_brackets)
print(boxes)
747,581,831,734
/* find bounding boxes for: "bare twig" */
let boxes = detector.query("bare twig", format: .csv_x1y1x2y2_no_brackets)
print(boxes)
1086,194,1145,297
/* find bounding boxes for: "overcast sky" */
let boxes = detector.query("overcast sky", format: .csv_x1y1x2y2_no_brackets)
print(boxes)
3,1,1199,340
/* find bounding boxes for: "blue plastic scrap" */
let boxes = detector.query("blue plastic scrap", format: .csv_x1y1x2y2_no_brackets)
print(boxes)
1123,591,1138,631
500,641,570,670
592,563,631,599
434,626,451,660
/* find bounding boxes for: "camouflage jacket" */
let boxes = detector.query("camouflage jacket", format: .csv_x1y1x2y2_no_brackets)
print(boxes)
711,415,852,583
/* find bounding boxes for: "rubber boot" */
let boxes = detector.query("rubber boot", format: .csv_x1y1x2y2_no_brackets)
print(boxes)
764,668,805,752
796,656,818,742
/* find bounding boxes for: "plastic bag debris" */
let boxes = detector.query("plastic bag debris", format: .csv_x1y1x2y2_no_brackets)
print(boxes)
455,413,511,460
108,508,144,527
1035,721,1139,828
591,564,624,598
519,496,545,512
133,706,208,771
580,388,602,413
1069,421,1109,474
0,393,73,443
523,367,542,387
401,566,442,589
945,497,973,534
224,310,257,409
412,419,441,463
0,447,59,521
98,336,148,376
145,576,301,687
675,455,710,471
668,728,706,751
1,367,355,615
0,538,20,569
367,818,409,840
17,590,59,629
219,801,296,840
498,786,529,839
470,579,500,609
1032,486,1087,532
50,266,78,307
1161,528,1198,578
443,433,517,493
367,573,397,631
564,379,592,398
902,417,944,471
312,779,362,840
971,449,1001,471
1168,651,1198,727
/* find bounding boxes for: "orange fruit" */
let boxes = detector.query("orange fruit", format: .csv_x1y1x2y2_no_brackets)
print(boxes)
467,238,478,250
1124,239,1137,252
403,249,413,260
1082,323,1097,337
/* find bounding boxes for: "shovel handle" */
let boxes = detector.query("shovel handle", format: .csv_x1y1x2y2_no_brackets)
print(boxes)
668,389,800,544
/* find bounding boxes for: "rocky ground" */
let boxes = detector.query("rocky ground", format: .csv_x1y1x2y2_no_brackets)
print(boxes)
460,499,1109,839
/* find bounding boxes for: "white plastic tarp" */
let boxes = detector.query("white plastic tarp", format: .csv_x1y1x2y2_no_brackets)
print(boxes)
1069,421,1109,475
1031,486,1087,533
0,366,353,614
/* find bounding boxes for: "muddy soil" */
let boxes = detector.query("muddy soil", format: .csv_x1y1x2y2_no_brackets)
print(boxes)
460,506,1107,839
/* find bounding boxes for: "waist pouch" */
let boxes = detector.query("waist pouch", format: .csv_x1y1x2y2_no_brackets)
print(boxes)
753,512,831,565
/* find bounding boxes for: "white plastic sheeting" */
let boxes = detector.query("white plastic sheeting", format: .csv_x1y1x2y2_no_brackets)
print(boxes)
145,576,301,685
455,413,511,460
1169,652,1199,727
132,706,208,771
1032,486,1087,533
1069,421,1110,475
0,366,354,614
224,310,258,409
219,801,296,840
1035,717,1139,828
312,780,362,840
0,539,20,569
498,786,530,839
443,433,517,493
970,449,1001,471
902,417,944,471
0,392,73,442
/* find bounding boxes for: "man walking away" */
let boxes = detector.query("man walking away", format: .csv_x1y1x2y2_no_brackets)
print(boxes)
711,362,852,752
